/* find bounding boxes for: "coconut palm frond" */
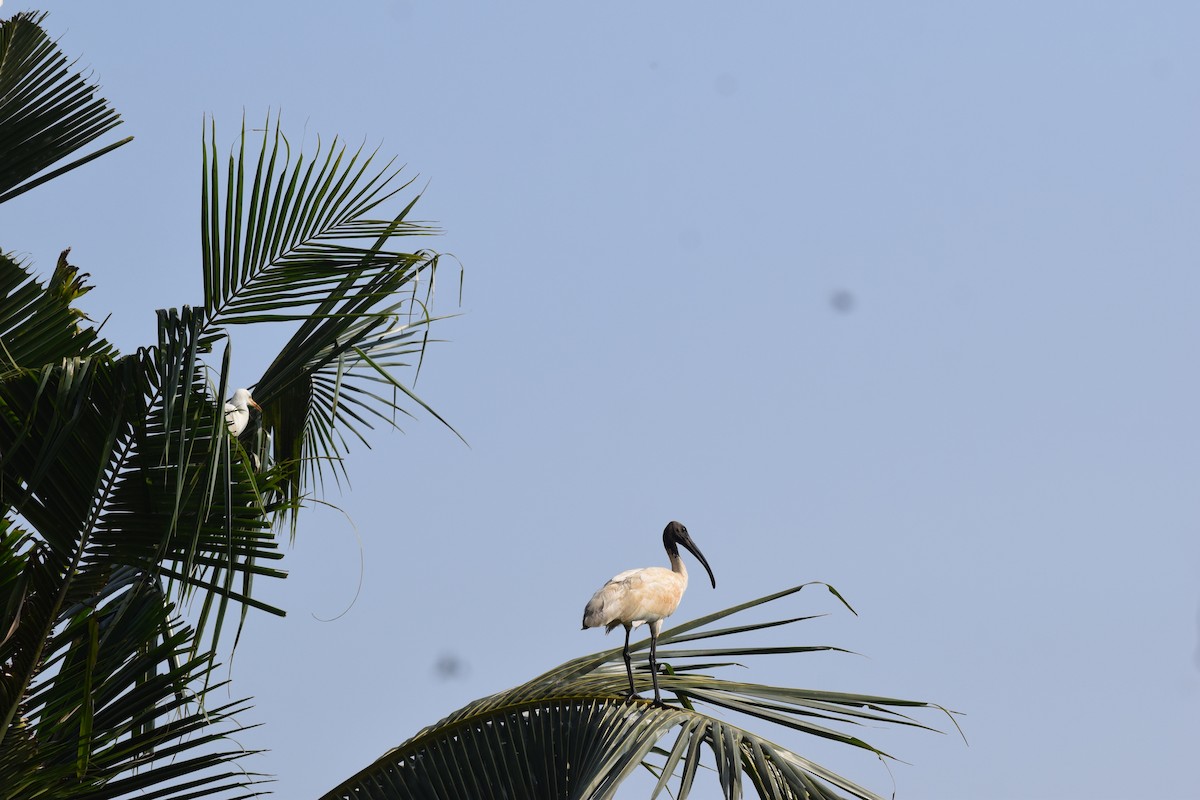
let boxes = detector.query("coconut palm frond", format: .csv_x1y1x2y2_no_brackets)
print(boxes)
95,307,288,661
0,572,267,800
0,342,273,798
0,11,132,205
0,250,115,381
321,584,956,800
199,116,438,331
195,118,454,529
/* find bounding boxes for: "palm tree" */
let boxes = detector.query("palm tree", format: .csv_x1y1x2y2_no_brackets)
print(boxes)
1,11,452,798
319,583,958,800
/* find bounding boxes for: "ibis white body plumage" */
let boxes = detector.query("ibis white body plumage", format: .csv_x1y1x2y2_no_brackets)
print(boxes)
582,565,689,634
582,521,716,704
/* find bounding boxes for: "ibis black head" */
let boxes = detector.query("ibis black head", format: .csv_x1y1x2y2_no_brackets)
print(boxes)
663,520,716,589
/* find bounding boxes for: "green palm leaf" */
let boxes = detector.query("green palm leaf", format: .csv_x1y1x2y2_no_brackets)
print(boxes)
4,15,457,798
197,118,455,527
0,343,276,797
0,11,132,205
0,249,114,381
0,355,135,573
96,308,288,660
200,116,437,329
0,572,267,800
321,584,957,800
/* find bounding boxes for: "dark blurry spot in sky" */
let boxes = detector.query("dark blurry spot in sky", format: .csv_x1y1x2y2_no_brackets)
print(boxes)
830,289,856,314
714,73,738,97
434,652,466,680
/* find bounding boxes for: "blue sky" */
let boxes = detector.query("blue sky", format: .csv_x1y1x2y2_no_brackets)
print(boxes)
5,2,1200,797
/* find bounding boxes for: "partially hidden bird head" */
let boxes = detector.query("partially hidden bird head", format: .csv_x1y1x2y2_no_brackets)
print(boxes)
229,387,261,411
664,520,716,589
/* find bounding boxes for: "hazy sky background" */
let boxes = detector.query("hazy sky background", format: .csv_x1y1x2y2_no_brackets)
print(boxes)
5,2,1200,797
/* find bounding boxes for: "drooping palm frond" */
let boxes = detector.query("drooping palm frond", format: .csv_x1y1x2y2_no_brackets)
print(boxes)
0,355,136,580
0,11,132,205
197,118,455,528
0,352,149,757
0,572,267,800
0,518,45,729
94,307,288,662
0,318,281,797
321,584,958,800
256,296,456,509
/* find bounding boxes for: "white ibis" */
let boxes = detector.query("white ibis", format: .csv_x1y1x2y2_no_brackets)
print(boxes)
581,520,716,704
223,388,261,436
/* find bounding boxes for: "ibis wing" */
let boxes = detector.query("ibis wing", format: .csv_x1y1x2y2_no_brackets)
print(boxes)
581,565,689,632
582,569,649,631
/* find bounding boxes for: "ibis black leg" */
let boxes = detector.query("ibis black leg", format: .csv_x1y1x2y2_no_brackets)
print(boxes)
622,626,636,698
649,627,662,705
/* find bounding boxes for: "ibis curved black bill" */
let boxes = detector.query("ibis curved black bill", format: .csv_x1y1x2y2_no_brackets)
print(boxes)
682,538,716,589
